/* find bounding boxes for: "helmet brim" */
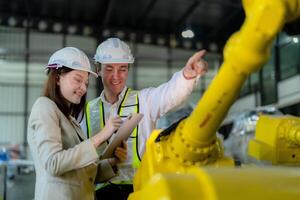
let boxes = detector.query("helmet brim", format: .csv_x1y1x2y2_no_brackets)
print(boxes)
46,64,98,77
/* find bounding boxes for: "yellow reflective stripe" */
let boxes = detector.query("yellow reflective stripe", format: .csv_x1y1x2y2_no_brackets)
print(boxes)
132,127,139,168
132,94,140,168
86,102,92,138
99,101,104,129
95,182,110,190
116,180,133,184
119,88,130,115
119,88,140,168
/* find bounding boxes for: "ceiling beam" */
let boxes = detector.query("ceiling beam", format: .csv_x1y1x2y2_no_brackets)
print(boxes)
174,0,201,30
139,0,158,24
102,0,115,28
212,0,242,8
208,6,243,39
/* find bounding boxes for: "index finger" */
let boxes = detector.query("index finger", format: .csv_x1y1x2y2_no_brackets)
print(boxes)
187,50,207,66
113,116,123,122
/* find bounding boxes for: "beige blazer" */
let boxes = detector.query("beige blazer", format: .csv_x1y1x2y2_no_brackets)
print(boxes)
27,97,115,200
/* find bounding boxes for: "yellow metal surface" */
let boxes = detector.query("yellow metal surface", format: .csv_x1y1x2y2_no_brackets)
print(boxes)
132,130,234,192
249,115,300,165
130,0,300,199
130,166,300,200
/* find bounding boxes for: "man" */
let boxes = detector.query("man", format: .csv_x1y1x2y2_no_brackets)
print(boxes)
82,37,208,200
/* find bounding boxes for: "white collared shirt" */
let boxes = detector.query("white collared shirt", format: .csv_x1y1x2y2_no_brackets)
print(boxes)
81,70,199,157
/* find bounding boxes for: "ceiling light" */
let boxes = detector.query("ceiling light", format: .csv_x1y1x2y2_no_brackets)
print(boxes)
157,37,166,45
170,38,177,48
209,42,218,52
143,34,152,44
53,23,62,32
129,33,136,41
83,26,93,36
22,19,28,27
181,29,194,38
68,25,77,34
102,29,110,37
22,19,32,28
183,41,192,49
8,17,17,27
116,31,125,39
196,42,203,49
38,21,47,31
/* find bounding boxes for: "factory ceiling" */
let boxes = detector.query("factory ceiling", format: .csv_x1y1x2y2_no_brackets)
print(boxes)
1,0,246,52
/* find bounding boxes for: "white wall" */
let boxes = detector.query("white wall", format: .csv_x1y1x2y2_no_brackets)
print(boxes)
221,74,300,125
222,94,257,125
0,28,99,146
277,74,300,108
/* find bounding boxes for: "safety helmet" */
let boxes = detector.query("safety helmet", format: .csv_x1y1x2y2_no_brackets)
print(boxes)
94,37,134,64
46,47,98,77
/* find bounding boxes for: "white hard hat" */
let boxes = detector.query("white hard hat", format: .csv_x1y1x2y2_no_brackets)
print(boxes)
47,47,98,77
94,37,134,64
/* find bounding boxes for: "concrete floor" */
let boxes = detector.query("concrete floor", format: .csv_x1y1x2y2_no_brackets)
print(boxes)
1,166,35,200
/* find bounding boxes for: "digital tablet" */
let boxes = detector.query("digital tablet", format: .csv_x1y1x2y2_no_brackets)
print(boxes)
101,113,144,159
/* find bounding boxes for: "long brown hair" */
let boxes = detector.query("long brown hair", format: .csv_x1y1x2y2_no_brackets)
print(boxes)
43,67,87,121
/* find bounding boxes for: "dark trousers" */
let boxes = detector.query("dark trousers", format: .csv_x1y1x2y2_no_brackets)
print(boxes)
95,183,133,200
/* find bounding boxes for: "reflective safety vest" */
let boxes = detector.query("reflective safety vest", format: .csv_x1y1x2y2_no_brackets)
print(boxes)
85,88,141,169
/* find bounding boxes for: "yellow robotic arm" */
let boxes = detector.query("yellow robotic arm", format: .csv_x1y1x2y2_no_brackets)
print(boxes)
129,0,300,199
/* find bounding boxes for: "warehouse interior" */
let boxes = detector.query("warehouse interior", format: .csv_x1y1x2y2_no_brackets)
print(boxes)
0,0,300,199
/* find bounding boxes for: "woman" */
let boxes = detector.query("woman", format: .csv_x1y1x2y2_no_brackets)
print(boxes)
27,47,126,200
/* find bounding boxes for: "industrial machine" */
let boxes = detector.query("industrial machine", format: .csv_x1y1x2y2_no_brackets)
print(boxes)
224,106,282,164
128,0,300,199
249,114,300,165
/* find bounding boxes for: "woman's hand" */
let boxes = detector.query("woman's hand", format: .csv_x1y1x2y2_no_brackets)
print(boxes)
91,116,123,148
102,116,123,138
